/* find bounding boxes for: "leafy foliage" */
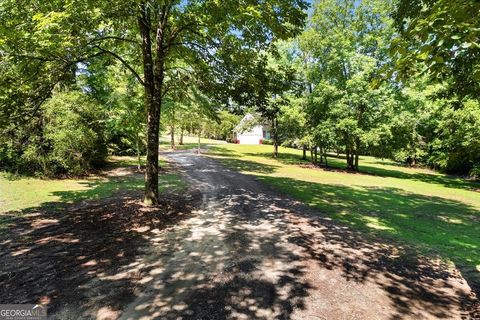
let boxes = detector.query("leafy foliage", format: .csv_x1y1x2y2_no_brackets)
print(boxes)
0,92,107,175
296,0,397,169
392,0,480,99
0,0,478,181
204,110,241,141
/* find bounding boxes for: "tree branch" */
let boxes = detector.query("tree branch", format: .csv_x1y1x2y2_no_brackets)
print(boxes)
94,45,145,86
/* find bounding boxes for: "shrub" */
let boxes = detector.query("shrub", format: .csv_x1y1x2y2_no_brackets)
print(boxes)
261,139,273,145
470,164,480,180
0,91,107,176
42,92,107,175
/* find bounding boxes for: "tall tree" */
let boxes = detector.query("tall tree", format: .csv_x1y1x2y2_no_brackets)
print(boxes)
0,0,308,204
239,53,297,157
300,0,395,170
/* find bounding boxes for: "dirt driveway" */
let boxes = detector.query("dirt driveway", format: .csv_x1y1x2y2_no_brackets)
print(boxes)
2,150,478,319
119,150,477,319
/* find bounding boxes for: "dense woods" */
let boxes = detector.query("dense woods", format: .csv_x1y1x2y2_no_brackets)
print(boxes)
1,0,479,204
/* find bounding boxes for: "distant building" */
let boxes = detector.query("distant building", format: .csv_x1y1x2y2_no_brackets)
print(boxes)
232,113,271,144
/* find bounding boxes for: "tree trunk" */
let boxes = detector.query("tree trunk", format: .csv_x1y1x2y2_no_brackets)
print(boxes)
179,128,184,145
140,3,170,205
144,96,160,205
354,138,360,171
354,150,359,171
272,116,278,158
170,125,175,149
302,145,307,160
314,146,318,164
346,146,352,169
138,6,160,205
170,107,176,149
197,129,201,154
136,133,142,171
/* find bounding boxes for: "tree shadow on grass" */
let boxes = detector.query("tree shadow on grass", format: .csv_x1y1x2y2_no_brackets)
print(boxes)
247,150,480,192
0,171,196,318
47,172,182,204
206,146,242,158
358,164,480,192
215,157,279,175
254,174,480,318
243,151,354,167
244,151,310,165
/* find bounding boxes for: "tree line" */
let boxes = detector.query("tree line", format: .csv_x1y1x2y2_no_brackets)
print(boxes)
254,0,480,177
0,0,307,204
0,0,479,206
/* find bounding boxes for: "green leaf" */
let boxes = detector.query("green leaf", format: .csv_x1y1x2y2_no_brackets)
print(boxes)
433,56,444,64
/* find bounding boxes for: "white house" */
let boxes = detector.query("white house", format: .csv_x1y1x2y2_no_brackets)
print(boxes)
232,113,271,144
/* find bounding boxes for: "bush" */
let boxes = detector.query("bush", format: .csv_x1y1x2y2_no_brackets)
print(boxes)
261,139,273,145
470,164,480,180
428,100,480,175
42,92,107,175
0,91,107,176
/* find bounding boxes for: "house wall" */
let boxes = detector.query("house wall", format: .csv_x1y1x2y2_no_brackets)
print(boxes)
237,125,264,144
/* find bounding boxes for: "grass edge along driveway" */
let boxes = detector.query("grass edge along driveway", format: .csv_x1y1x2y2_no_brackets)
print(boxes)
0,156,185,220
206,144,480,276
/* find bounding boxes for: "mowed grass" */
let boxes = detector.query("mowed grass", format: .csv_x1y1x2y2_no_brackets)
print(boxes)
207,144,480,270
159,135,226,151
0,156,184,215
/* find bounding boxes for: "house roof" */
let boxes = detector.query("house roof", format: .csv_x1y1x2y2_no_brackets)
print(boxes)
234,113,269,133
234,113,256,132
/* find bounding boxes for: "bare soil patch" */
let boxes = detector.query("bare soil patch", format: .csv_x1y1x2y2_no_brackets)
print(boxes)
0,177,200,318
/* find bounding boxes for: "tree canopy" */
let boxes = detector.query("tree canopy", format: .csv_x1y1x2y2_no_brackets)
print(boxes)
1,0,479,198
0,0,308,203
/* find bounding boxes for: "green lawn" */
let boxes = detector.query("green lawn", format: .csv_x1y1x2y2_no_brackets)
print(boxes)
159,135,226,151
0,156,184,215
207,144,480,272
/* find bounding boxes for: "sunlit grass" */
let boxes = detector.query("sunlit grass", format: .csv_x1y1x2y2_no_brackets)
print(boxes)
107,155,146,167
159,135,226,151
207,144,480,268
0,156,184,214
